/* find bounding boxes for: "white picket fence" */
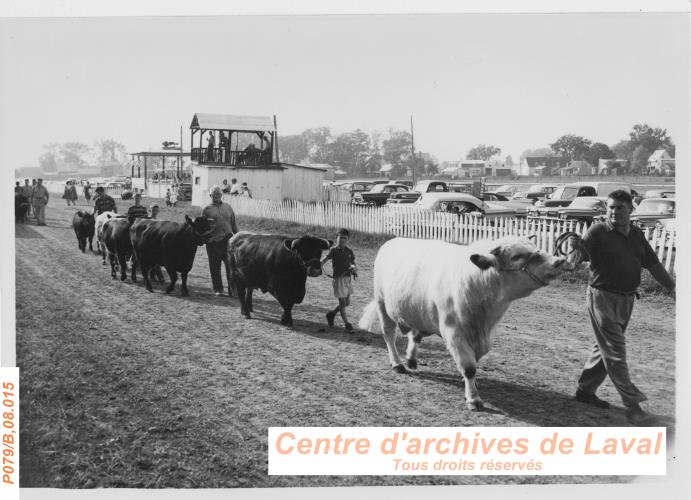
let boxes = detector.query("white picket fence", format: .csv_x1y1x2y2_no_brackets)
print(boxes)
224,196,676,272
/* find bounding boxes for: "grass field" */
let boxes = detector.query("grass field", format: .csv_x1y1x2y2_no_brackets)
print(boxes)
15,197,676,488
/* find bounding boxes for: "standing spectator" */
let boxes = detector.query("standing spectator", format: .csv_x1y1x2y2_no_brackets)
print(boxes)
30,178,50,226
93,186,117,215
240,182,252,198
149,203,160,219
322,228,357,332
201,185,239,297
229,178,240,195
170,186,178,207
69,181,78,205
573,190,675,426
206,131,216,162
14,181,21,194
126,192,149,219
222,179,231,194
83,181,92,205
63,182,72,205
219,132,229,162
21,179,33,220
165,188,172,207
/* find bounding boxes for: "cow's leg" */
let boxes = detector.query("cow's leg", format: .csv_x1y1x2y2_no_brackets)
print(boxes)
141,263,154,292
118,253,128,281
108,253,117,279
246,288,254,312
130,256,137,283
88,235,93,252
236,283,250,318
180,272,189,296
101,243,107,265
443,327,483,411
378,302,406,373
165,269,178,294
405,329,424,370
280,301,294,327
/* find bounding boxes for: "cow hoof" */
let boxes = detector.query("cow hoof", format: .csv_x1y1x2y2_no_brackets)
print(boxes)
242,313,251,319
406,358,418,370
466,400,484,411
181,290,189,297
392,364,408,374
120,276,126,281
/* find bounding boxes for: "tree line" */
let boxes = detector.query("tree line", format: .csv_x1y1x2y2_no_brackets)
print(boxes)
38,139,128,172
520,123,675,173
278,127,439,178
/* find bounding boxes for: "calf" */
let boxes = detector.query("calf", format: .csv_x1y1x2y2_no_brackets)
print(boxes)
228,233,332,326
359,236,567,410
15,193,30,223
95,211,120,264
71,210,95,253
102,218,134,281
130,215,212,296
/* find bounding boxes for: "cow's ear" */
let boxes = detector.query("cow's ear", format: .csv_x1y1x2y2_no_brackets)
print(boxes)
284,239,297,252
319,238,332,250
490,244,502,256
470,253,495,270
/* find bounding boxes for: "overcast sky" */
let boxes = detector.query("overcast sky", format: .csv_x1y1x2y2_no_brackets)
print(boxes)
0,13,687,169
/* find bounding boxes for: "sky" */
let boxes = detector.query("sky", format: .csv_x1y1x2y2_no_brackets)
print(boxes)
0,13,688,169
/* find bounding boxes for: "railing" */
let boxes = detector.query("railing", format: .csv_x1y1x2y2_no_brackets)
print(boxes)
223,196,676,272
191,148,273,166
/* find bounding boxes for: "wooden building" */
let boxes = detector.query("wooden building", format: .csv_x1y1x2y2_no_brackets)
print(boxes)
189,113,326,205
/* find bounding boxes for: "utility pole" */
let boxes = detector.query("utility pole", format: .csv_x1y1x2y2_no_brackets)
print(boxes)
180,126,183,178
410,115,416,185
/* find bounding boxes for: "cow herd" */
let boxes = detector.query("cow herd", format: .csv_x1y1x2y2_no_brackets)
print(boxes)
71,209,573,410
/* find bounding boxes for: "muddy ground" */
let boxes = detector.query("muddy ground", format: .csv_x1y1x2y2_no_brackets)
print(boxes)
15,198,675,488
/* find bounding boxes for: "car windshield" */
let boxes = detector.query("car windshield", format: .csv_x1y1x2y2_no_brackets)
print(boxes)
636,199,675,214
561,187,580,200
369,184,387,193
569,198,602,209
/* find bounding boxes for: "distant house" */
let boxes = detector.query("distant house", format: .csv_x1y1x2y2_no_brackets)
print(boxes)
523,156,569,176
309,163,339,181
561,160,595,176
460,160,486,177
440,165,463,178
646,149,675,175
598,158,630,176
486,158,512,177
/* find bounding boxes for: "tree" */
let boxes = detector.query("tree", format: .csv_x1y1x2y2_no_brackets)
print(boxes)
467,144,501,161
631,145,651,174
382,129,412,171
549,134,592,161
611,139,634,160
38,143,60,172
278,134,309,164
584,142,615,169
59,142,91,168
302,127,332,162
628,123,674,156
94,139,127,165
505,155,514,167
323,129,372,176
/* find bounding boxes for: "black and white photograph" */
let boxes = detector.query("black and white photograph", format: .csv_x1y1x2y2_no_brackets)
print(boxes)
1,2,688,498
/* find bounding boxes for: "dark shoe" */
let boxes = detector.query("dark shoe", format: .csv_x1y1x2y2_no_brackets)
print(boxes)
625,407,659,426
326,311,335,327
575,389,610,408
344,322,354,332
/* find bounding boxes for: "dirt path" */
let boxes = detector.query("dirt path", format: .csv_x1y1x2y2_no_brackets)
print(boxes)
15,199,675,487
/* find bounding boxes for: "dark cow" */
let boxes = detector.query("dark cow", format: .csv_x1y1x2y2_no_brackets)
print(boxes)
130,215,212,296
102,218,134,281
71,210,95,253
15,193,30,223
228,233,332,326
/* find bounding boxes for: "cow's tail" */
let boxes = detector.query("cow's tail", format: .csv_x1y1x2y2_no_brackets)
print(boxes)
358,299,380,333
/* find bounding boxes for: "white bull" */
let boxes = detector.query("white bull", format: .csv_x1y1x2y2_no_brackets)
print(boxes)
359,236,567,410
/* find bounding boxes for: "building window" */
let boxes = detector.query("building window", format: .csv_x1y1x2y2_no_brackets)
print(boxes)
195,177,201,185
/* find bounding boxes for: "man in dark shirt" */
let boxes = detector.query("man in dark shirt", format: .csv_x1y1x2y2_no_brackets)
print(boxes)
575,190,675,426
126,192,149,219
93,186,117,215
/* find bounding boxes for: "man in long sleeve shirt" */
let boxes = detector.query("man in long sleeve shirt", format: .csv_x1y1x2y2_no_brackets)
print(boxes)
202,186,239,296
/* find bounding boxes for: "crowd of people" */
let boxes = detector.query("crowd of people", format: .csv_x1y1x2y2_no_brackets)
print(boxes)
221,178,252,197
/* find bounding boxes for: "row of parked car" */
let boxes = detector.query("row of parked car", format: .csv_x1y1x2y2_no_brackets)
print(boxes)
333,179,675,229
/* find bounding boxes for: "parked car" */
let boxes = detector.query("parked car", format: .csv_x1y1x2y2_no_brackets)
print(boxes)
512,184,560,203
333,181,375,199
555,197,609,224
490,184,525,198
411,192,528,221
351,183,410,207
630,198,675,229
387,180,449,204
535,181,631,209
642,189,675,199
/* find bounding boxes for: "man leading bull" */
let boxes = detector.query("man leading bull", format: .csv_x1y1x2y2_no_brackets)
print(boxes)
573,189,675,426
202,185,238,297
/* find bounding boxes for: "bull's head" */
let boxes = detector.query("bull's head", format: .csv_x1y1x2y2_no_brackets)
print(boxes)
185,215,214,245
284,236,333,277
470,236,566,293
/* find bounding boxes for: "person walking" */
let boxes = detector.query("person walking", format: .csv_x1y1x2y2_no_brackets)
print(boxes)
573,190,675,426
21,179,33,221
93,186,117,215
201,185,238,297
322,228,357,332
83,181,92,205
30,178,50,226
